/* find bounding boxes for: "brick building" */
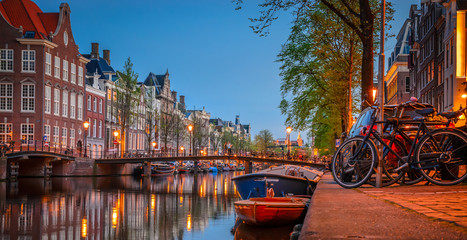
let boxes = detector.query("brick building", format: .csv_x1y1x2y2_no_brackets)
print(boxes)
83,43,107,158
0,0,87,151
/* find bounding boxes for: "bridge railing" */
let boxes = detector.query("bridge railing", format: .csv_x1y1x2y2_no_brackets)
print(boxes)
1,140,79,157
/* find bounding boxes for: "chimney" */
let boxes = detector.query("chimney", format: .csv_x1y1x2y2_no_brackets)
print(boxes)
103,49,110,65
91,43,99,59
180,95,185,106
172,91,177,101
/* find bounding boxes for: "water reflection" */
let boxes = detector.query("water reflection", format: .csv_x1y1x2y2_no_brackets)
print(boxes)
0,172,243,239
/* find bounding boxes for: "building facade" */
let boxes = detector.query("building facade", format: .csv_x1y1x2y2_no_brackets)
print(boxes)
0,0,87,152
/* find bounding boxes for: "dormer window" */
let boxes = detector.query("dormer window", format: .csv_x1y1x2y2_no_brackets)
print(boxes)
24,31,35,38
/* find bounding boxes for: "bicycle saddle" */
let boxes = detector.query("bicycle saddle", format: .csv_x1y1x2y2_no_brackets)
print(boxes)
438,111,461,119
415,108,434,116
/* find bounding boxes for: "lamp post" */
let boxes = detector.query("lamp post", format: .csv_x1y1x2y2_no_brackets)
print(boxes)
113,130,119,157
83,121,89,158
180,146,185,156
187,124,193,156
286,127,292,158
152,141,156,156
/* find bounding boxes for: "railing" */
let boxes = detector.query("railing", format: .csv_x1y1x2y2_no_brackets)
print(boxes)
1,140,79,157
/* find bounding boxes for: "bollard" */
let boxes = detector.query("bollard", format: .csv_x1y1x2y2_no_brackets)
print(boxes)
144,161,151,177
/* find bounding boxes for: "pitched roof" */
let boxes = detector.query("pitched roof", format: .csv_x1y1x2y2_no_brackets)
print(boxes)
0,0,59,39
144,72,169,95
82,54,116,81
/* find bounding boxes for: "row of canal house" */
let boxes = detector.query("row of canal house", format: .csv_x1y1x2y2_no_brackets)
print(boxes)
386,0,467,126
0,0,186,158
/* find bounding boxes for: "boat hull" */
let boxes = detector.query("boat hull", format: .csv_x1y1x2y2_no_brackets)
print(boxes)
232,173,317,199
234,197,308,226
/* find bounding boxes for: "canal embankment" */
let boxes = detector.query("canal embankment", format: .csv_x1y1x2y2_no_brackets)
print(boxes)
299,173,467,239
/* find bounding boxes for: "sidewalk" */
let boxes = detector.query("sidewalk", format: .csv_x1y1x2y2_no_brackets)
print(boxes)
299,173,467,239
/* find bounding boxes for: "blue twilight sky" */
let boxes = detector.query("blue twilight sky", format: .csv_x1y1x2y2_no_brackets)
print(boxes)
33,0,418,141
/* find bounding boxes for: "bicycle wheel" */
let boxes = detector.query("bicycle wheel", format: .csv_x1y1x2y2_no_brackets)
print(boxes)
331,136,378,188
414,129,467,186
367,138,407,187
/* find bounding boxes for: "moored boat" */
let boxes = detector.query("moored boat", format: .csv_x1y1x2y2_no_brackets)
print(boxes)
234,196,309,226
151,164,175,175
232,165,323,199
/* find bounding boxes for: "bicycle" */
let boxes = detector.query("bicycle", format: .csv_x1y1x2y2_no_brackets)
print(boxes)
331,102,466,188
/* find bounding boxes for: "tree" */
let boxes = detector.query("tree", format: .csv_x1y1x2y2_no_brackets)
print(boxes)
143,87,158,154
191,112,209,155
171,113,186,156
278,2,361,151
209,127,222,154
234,0,393,107
254,129,274,154
115,58,139,157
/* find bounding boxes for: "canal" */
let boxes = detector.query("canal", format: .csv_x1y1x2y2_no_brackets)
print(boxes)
0,172,295,239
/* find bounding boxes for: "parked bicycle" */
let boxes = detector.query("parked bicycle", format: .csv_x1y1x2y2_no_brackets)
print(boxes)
331,101,467,188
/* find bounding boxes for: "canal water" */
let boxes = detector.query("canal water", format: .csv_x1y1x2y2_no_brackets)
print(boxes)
0,172,295,239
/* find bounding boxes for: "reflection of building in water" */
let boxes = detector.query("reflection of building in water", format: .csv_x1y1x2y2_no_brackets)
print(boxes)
0,173,240,239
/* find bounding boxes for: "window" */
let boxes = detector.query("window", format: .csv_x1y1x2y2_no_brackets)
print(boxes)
87,118,91,137
87,95,91,110
21,124,34,144
0,123,12,143
77,95,83,120
70,63,76,84
93,119,96,138
54,56,60,78
93,97,97,112
54,88,60,116
78,66,83,86
450,38,454,66
45,53,52,75
0,83,13,111
22,50,35,72
70,129,75,148
62,90,68,117
44,125,50,143
405,77,410,93
53,126,59,147
99,120,102,138
45,86,51,114
99,99,103,113
62,127,67,147
70,92,76,119
0,49,13,71
107,88,111,100
62,60,68,81
21,84,34,111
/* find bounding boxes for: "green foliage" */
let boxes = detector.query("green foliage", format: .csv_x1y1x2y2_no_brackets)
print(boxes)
254,129,275,153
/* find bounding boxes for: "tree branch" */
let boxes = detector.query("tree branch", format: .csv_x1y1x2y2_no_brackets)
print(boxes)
319,0,363,40
339,0,359,18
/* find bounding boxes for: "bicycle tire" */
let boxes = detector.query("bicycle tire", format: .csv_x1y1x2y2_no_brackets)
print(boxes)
367,138,407,187
414,129,467,186
331,136,378,188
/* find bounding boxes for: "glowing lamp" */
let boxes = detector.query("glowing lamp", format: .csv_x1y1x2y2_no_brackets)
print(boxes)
83,121,90,130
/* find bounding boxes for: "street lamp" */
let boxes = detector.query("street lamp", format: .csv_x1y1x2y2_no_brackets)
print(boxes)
187,124,193,156
180,146,185,156
286,127,292,158
83,120,90,157
152,141,156,156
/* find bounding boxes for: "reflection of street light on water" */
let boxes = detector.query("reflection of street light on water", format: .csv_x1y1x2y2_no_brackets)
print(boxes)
187,214,192,232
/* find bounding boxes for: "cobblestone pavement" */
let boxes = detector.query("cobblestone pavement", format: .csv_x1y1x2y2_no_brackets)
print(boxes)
359,183,467,229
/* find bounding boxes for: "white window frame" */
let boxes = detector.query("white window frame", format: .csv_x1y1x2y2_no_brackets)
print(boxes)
77,95,83,120
21,123,34,144
62,127,67,147
44,125,50,143
54,56,60,79
45,53,52,76
53,126,59,147
99,99,103,113
0,123,12,143
70,63,76,84
21,83,35,112
22,50,35,72
62,59,68,81
0,83,13,111
93,119,97,138
45,86,51,114
78,66,83,86
70,92,76,119
93,97,97,112
70,129,75,148
0,49,13,72
54,88,60,116
99,120,102,138
87,95,91,110
62,90,68,117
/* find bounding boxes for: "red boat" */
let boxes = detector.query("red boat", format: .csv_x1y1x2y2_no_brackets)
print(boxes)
234,197,309,226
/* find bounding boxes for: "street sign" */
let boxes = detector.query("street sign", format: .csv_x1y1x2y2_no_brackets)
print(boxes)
44,142,49,147
113,140,118,145
43,136,47,141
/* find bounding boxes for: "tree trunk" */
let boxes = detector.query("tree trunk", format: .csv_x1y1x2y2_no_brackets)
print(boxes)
360,0,375,109
348,38,354,133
